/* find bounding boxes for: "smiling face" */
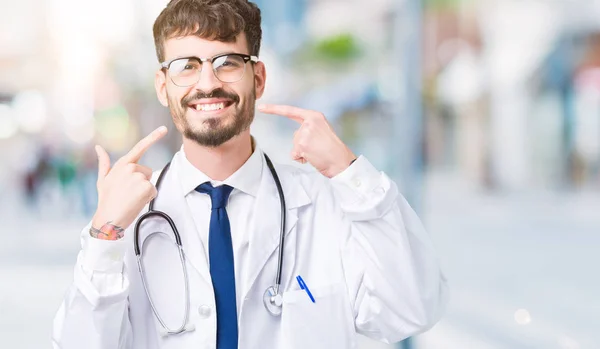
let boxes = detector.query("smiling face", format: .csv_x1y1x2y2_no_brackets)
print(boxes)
155,33,266,147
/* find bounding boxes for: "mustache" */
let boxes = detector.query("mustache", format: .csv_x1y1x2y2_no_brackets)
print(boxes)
181,89,240,108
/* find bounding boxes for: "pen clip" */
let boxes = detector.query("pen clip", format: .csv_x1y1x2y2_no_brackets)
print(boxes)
296,275,315,303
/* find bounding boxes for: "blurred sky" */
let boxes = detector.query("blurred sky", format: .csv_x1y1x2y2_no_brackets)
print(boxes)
1,0,599,348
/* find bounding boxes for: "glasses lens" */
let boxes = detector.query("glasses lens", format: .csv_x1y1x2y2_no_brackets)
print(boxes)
213,55,247,83
168,58,201,87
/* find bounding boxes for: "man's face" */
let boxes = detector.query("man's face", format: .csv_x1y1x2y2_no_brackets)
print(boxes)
155,33,266,147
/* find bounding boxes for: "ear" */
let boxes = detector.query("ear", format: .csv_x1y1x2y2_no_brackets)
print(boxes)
253,61,267,100
155,69,169,107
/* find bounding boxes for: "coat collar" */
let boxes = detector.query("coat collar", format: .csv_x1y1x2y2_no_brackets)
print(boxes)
149,146,312,288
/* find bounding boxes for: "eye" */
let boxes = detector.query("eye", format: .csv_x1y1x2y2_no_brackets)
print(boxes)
214,55,245,69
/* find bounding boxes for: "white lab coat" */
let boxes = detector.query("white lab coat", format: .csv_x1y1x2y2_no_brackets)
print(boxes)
52,149,448,349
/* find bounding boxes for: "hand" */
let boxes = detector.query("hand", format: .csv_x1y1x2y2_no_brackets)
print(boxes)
91,126,168,236
258,104,356,178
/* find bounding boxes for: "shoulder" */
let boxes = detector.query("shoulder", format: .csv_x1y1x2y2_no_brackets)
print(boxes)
150,162,173,185
150,169,162,185
271,162,333,202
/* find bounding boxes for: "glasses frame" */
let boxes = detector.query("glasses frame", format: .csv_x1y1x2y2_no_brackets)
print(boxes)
160,53,259,86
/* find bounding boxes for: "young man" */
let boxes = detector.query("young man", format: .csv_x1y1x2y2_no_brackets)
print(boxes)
52,1,448,348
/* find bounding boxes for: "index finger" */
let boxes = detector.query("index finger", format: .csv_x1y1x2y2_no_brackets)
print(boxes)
121,126,168,164
257,104,308,123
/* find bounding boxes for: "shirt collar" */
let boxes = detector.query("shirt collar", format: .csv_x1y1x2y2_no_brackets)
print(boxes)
175,137,263,198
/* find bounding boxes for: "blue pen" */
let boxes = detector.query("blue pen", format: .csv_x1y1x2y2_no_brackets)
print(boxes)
296,275,315,303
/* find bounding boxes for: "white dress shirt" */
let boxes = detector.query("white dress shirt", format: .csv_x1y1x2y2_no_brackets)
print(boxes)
174,143,263,313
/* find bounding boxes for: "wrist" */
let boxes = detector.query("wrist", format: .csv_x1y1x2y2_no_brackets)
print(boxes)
92,211,125,231
90,221,125,240
327,152,357,178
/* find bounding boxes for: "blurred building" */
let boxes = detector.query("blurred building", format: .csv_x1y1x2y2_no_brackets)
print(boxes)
2,1,600,349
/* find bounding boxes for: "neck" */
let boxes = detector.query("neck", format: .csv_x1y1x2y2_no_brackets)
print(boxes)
182,131,253,181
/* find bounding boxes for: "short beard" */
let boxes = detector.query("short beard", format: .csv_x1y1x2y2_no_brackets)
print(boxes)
168,88,255,147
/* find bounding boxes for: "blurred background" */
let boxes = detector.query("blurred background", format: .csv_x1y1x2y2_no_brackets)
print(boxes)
0,0,599,348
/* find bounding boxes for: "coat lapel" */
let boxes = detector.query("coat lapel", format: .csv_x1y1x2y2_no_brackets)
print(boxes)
149,160,212,284
243,155,311,300
144,151,312,301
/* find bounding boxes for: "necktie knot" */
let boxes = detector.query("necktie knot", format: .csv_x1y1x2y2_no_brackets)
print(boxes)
196,182,233,209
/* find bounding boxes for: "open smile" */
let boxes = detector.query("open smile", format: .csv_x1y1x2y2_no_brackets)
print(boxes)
187,98,235,114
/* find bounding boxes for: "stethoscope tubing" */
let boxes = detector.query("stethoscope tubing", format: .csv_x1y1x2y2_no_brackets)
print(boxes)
133,153,286,335
262,154,286,293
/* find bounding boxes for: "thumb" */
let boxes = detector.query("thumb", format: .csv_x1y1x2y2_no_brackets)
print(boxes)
95,145,111,181
291,150,307,164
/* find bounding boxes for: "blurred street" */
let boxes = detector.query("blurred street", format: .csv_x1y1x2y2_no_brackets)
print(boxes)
1,170,598,348
418,172,600,349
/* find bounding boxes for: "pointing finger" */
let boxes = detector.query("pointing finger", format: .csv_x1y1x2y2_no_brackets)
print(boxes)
257,104,306,124
120,126,168,165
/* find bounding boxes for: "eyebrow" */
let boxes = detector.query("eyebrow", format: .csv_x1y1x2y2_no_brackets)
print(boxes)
169,51,243,61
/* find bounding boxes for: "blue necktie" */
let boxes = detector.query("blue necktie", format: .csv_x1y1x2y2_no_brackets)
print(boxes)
196,182,238,349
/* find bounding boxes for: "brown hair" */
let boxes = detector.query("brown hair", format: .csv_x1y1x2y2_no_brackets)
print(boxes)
153,0,262,63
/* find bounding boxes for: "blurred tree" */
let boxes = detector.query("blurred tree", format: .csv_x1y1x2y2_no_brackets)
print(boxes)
424,0,465,10
313,33,361,61
294,33,362,68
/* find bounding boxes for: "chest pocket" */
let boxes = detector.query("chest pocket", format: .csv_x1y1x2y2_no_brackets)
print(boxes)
280,283,356,349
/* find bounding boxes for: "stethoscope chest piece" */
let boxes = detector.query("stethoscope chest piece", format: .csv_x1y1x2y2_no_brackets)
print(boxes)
263,286,283,316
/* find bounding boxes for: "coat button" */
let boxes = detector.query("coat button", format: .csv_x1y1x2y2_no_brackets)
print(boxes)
198,305,212,318
353,178,362,187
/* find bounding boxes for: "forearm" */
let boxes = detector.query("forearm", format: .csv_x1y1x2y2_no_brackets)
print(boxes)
345,195,448,341
329,157,447,342
52,223,132,348
52,265,131,349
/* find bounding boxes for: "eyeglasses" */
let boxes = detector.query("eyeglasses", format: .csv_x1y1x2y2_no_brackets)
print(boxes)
160,53,258,87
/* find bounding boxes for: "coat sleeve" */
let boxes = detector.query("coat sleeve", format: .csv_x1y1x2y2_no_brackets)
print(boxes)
52,222,133,349
327,155,449,344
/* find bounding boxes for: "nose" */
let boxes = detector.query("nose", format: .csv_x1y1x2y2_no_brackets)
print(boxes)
192,62,223,93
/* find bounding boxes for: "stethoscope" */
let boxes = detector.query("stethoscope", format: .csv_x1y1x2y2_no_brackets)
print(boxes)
133,153,286,336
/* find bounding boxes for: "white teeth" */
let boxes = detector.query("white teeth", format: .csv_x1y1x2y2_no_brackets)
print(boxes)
194,102,225,111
